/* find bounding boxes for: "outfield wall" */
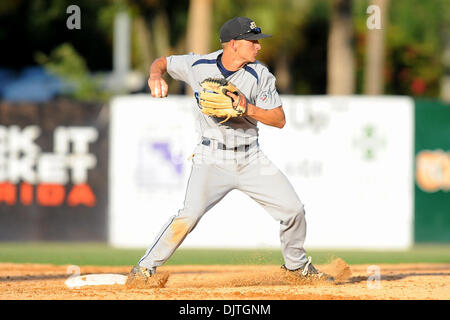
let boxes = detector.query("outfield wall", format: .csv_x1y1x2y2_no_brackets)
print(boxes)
108,95,415,249
1,96,447,248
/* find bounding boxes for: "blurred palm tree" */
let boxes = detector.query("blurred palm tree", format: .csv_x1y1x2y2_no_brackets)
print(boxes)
186,0,213,55
327,0,355,95
184,0,213,95
364,0,389,95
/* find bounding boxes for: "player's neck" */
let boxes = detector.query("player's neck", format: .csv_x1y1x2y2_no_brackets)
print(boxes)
221,51,247,71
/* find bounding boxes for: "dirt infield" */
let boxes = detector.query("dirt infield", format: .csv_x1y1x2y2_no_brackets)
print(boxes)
0,262,448,300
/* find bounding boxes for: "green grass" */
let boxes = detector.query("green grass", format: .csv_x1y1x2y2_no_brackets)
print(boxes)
0,242,449,266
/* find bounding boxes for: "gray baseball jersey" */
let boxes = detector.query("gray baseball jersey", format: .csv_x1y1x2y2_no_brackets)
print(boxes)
138,50,308,273
167,49,282,147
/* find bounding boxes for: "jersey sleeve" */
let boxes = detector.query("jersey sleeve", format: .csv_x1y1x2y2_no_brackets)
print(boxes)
166,53,198,83
255,68,282,110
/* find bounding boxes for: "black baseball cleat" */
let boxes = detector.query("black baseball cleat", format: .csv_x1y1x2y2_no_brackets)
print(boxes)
125,265,153,287
282,256,335,282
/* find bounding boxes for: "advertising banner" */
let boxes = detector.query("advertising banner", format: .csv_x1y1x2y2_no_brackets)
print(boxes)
414,99,450,243
109,95,199,247
109,95,414,249
0,99,108,241
259,96,415,249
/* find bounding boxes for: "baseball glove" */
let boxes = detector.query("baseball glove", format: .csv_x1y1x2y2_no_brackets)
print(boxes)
198,78,247,124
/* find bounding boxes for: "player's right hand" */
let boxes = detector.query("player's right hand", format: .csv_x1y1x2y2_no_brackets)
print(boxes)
148,74,168,98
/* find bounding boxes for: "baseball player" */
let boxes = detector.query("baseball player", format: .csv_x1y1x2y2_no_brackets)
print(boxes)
126,17,333,286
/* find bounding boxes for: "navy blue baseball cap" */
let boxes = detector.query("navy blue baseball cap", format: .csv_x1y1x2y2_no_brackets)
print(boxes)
219,17,271,43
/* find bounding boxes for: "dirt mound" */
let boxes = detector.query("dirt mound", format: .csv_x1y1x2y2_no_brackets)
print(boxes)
327,258,352,281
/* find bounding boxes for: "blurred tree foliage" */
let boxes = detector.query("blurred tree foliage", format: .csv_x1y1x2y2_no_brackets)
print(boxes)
0,0,114,70
354,0,449,97
35,43,111,102
0,0,447,98
213,0,327,94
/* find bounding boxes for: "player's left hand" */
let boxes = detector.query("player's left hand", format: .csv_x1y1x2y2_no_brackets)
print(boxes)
225,90,248,115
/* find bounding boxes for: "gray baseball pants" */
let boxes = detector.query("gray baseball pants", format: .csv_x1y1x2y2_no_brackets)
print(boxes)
138,139,308,272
